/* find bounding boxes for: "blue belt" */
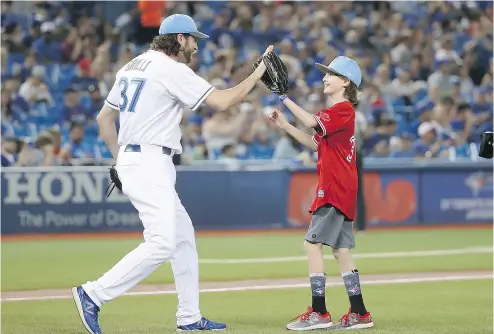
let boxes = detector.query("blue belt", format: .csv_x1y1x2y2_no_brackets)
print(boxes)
124,144,173,156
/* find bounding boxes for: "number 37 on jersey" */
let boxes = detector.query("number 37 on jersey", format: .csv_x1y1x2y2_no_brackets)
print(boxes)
118,77,146,113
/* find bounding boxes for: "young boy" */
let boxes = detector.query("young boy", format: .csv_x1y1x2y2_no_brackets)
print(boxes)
268,56,374,331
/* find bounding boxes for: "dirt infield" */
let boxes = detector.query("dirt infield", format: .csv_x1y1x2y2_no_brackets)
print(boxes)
3,270,492,302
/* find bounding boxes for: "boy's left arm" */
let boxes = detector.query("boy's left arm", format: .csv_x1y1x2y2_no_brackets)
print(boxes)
281,98,318,129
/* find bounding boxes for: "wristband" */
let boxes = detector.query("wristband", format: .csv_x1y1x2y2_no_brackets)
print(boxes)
279,94,288,102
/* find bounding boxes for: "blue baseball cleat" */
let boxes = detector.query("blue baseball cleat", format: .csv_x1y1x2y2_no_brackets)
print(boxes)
177,317,227,331
71,286,102,334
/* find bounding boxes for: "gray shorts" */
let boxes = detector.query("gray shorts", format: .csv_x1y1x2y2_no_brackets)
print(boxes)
305,205,355,249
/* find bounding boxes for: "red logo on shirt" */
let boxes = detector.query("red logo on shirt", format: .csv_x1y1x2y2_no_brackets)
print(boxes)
319,112,331,122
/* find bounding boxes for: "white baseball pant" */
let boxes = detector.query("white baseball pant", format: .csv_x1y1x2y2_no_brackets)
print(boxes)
82,144,201,326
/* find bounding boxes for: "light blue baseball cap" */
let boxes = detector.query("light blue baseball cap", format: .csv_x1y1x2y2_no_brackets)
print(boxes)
315,56,362,87
158,14,209,39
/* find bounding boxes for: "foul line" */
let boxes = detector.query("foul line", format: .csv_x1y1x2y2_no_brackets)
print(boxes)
198,247,493,264
2,274,492,302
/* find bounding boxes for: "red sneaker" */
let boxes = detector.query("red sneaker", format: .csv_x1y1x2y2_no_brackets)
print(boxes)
286,306,333,331
336,308,374,329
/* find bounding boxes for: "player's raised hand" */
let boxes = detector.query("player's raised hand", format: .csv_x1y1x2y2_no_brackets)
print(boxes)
268,108,288,129
263,45,274,57
254,45,274,76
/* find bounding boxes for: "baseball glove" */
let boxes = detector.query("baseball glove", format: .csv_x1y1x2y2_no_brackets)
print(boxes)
252,51,289,96
106,165,122,197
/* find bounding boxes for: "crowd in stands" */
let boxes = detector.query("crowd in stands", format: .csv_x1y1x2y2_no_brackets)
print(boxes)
1,1,493,167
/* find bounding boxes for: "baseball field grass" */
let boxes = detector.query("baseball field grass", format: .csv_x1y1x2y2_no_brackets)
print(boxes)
2,229,492,291
2,280,493,333
2,228,493,333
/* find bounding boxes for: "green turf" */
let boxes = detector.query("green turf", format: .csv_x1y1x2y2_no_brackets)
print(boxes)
2,279,492,334
2,230,492,291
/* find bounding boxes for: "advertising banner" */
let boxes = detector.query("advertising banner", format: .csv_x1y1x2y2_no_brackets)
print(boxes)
287,171,419,227
1,169,289,234
1,163,492,235
420,170,493,223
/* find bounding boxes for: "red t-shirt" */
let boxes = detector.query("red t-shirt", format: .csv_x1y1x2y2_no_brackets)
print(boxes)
310,101,358,221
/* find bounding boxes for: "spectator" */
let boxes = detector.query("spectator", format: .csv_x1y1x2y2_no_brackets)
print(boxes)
390,30,414,66
409,54,431,81
373,64,393,98
249,131,275,160
1,2,491,164
412,122,442,158
410,102,434,137
60,28,83,63
389,67,428,99
202,108,248,159
182,139,209,163
44,128,69,162
85,85,104,119
435,35,461,64
459,65,475,103
59,88,88,125
32,21,61,62
273,125,301,160
19,53,36,83
71,58,99,91
427,59,455,102
2,22,27,53
451,103,474,141
363,118,397,155
431,96,457,140
218,144,238,161
33,133,58,166
18,65,53,105
389,133,415,158
61,122,94,161
1,137,25,167
3,77,29,121
1,88,14,122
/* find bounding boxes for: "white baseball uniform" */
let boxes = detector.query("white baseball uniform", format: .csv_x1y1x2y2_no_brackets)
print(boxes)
82,50,215,326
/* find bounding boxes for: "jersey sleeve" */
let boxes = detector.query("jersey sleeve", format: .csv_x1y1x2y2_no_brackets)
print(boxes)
166,65,215,111
105,81,120,111
312,132,323,147
313,110,349,137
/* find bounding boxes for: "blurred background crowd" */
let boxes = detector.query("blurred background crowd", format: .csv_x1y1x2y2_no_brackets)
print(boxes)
1,1,493,167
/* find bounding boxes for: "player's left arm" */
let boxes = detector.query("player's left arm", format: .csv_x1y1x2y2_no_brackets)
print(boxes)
96,104,119,159
281,98,318,129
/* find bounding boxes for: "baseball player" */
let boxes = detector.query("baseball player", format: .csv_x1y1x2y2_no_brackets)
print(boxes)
71,14,274,334
267,56,374,330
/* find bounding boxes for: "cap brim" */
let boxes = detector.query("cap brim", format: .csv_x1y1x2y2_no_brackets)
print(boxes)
190,31,209,39
315,63,330,74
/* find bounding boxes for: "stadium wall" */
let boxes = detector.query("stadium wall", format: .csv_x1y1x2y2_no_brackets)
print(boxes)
1,160,492,235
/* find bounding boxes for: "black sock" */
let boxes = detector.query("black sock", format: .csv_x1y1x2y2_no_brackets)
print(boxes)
342,269,367,316
310,273,327,314
349,294,367,316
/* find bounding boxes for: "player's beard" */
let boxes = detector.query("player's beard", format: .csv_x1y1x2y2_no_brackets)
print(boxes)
183,47,194,64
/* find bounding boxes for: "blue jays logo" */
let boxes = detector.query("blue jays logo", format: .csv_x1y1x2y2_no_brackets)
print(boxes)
464,172,493,197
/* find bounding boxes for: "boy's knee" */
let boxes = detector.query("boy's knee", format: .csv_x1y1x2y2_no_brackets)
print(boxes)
332,247,350,259
304,240,322,252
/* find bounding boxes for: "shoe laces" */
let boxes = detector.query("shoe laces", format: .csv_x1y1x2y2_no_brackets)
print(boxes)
339,308,352,325
292,307,313,321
